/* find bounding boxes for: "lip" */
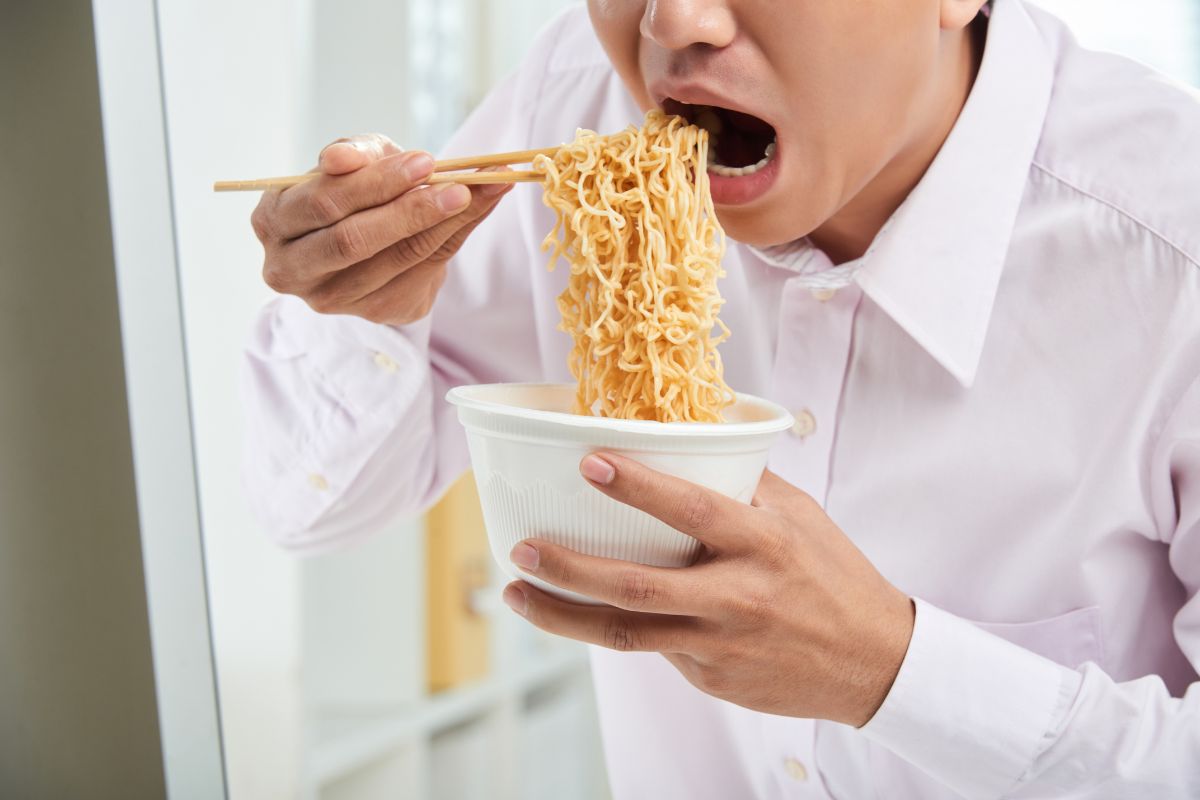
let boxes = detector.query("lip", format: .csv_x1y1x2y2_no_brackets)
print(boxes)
648,80,781,206
648,80,777,130
706,145,781,205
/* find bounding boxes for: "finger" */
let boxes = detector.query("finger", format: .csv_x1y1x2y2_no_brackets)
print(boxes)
750,469,791,507
579,452,757,553
431,177,514,258
273,150,437,240
284,181,472,280
309,180,510,307
503,581,697,654
508,538,710,615
318,133,403,175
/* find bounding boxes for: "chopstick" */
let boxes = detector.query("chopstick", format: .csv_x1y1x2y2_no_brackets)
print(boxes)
213,146,558,192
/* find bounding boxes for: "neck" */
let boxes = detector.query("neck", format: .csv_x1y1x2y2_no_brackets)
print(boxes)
810,17,986,265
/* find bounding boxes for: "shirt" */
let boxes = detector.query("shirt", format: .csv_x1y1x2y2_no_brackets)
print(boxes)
240,1,1200,797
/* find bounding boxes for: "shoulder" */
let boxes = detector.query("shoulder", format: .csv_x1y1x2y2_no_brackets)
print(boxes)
539,5,613,74
1025,3,1200,271
516,6,641,135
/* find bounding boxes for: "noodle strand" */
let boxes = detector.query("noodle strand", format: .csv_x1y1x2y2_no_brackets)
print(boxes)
534,110,734,422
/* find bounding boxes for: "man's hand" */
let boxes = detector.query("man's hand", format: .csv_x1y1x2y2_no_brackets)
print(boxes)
501,453,916,727
250,133,512,326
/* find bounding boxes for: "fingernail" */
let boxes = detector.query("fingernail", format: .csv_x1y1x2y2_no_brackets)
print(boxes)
510,542,539,571
436,183,471,212
502,584,527,615
318,141,350,165
581,454,616,485
403,152,434,181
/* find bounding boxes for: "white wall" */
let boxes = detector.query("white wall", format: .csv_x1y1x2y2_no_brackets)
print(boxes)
156,1,314,795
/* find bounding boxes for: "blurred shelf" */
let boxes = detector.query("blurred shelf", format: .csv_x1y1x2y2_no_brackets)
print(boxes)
307,644,589,786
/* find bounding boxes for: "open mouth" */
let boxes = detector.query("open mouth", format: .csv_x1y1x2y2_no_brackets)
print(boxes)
662,98,778,177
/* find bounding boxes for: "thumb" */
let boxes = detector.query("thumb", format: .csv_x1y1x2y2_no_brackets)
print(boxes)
318,132,404,176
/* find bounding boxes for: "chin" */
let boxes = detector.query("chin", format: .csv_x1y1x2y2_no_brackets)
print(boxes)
716,208,817,249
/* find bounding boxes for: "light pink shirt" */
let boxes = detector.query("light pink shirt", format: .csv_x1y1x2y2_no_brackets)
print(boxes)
242,1,1200,796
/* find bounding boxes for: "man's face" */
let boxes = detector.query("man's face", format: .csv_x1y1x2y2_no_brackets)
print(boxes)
587,0,947,247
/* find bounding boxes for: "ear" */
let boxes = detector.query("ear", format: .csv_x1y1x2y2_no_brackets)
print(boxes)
940,0,988,31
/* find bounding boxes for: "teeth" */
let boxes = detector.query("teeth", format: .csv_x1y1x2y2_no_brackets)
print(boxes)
710,140,776,177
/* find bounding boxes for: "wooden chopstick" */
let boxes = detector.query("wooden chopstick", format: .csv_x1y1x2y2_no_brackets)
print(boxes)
213,146,558,193
431,146,558,173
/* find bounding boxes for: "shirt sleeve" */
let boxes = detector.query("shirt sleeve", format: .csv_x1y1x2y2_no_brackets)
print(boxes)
860,374,1200,799
239,12,577,553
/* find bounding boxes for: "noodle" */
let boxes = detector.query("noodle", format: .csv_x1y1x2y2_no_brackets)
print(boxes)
533,110,734,423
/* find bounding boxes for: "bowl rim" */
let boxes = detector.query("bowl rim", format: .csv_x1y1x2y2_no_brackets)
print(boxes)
446,382,795,438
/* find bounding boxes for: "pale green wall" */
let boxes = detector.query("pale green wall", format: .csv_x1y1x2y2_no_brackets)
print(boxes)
0,3,165,797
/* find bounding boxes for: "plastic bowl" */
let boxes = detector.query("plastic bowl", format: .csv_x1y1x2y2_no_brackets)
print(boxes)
445,383,794,604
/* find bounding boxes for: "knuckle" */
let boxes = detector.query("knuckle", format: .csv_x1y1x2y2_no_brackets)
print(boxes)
397,225,444,263
758,523,791,568
616,569,658,610
677,488,717,532
305,293,336,315
305,282,347,315
309,189,346,228
249,204,273,242
415,186,449,221
601,616,639,652
727,587,771,624
696,663,730,694
331,219,370,263
547,552,575,590
261,259,291,293
357,290,404,325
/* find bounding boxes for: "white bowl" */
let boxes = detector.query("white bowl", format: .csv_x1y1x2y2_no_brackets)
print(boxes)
446,383,794,604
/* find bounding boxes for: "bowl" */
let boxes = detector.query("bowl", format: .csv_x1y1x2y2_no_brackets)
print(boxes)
445,383,794,604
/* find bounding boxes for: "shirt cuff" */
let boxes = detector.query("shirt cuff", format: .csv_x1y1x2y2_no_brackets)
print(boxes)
242,297,434,544
859,598,1082,799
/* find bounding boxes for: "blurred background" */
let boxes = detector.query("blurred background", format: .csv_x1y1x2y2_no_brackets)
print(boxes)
162,1,1200,798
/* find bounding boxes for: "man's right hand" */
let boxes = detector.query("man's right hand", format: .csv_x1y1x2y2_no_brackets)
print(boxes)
250,133,512,326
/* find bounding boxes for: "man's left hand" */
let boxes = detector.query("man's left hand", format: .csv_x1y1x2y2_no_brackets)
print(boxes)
501,452,916,728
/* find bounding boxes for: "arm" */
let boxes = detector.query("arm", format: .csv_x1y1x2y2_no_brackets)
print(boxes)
486,377,1200,798
240,18,570,553
860,373,1200,798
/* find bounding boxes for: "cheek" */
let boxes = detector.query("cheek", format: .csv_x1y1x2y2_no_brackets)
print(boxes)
587,1,654,110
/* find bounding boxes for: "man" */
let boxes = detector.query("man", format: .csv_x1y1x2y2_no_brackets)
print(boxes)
242,0,1200,796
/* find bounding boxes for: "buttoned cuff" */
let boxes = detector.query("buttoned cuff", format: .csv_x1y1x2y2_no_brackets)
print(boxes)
242,297,434,545
859,598,1082,799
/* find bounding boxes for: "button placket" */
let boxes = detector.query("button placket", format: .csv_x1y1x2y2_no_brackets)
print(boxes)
783,756,809,782
373,351,398,373
769,280,862,505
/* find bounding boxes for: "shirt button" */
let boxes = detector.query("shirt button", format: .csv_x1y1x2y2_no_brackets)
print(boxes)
783,757,808,781
791,408,817,440
373,351,398,373
811,288,836,302
308,473,329,491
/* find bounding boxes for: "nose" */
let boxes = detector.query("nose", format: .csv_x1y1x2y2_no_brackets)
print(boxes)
640,0,736,51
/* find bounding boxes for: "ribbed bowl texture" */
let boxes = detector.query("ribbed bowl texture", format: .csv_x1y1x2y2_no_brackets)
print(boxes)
446,383,794,604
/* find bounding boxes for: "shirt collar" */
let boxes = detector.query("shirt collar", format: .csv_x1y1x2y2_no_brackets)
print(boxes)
751,0,1054,388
